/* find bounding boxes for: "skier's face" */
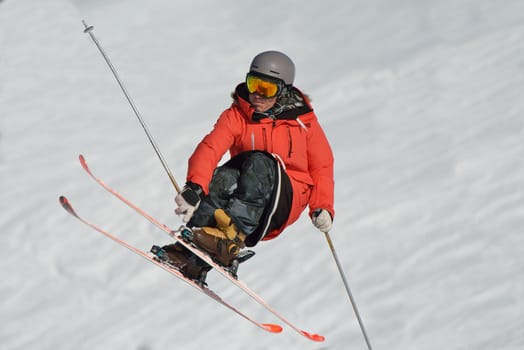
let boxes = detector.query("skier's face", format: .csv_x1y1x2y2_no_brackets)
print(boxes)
249,93,277,112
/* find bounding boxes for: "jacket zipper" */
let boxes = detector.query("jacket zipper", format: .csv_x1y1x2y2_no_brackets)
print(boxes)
287,126,293,158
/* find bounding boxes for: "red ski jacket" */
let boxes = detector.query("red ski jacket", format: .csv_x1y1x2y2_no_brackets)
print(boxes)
187,84,334,240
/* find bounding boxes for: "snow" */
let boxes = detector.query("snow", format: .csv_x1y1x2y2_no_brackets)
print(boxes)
1,0,523,349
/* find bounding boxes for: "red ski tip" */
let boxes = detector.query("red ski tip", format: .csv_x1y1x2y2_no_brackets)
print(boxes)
262,323,283,333
300,331,325,342
79,154,88,171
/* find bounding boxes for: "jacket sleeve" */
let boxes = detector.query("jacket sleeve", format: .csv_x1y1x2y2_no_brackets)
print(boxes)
186,109,239,194
306,116,335,219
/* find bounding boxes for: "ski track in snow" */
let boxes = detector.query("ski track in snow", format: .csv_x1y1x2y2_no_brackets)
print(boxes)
1,0,523,349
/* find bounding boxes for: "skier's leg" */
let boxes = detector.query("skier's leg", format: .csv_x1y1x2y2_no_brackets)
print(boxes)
188,166,240,228
226,151,277,236
161,152,275,277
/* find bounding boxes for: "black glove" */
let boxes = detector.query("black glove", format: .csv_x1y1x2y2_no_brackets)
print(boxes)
175,182,204,222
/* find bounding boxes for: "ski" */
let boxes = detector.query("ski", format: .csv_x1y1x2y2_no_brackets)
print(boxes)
59,196,282,334
78,154,325,342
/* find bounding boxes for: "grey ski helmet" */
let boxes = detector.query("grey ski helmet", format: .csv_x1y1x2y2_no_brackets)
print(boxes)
249,51,295,86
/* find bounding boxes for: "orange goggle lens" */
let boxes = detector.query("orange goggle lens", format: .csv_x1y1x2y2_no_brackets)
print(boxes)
246,75,282,98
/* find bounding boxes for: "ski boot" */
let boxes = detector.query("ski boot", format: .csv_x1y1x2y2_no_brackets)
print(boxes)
150,243,211,286
189,208,255,279
151,209,255,283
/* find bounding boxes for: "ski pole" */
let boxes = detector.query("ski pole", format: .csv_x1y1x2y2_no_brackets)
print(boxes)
324,231,374,350
82,20,181,193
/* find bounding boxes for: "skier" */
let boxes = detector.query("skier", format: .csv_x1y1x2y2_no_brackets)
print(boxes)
155,51,335,283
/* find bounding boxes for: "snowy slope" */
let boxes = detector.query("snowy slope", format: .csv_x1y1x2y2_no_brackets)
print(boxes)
1,0,523,349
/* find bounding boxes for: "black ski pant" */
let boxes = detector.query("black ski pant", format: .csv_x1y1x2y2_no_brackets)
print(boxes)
188,151,292,247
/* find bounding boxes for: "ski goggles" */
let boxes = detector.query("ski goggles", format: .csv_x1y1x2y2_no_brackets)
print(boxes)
246,73,284,98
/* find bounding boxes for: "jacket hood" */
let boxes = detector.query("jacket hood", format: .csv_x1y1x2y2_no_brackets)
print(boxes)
232,83,315,123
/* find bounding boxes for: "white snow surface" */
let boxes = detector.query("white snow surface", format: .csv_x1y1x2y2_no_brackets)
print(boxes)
1,0,524,349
